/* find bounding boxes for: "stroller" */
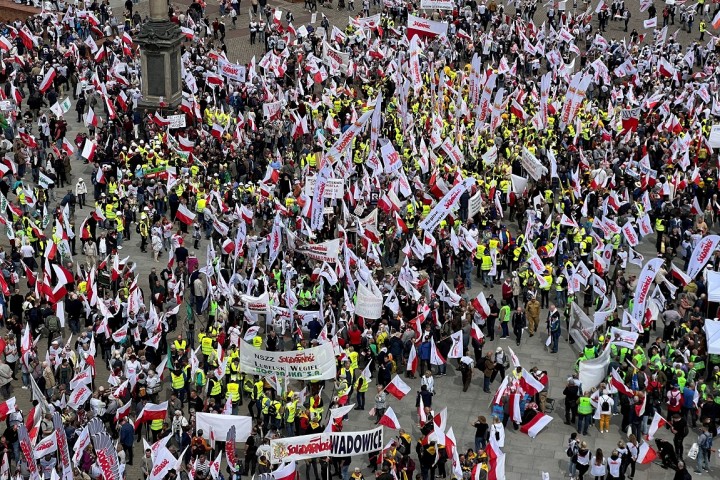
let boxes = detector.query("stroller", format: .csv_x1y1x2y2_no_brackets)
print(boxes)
655,439,678,470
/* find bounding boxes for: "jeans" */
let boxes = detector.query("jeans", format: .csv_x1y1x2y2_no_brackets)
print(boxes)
484,376,491,392
501,322,509,337
356,391,365,409
697,447,710,472
577,413,591,434
551,331,561,352
474,436,486,452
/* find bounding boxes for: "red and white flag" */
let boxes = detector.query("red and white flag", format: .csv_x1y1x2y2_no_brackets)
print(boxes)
273,460,297,480
611,368,635,397
519,369,545,396
378,406,402,429
133,401,168,429
406,344,418,375
669,264,691,286
429,337,446,366
636,442,657,464
646,412,667,440
39,67,56,93
0,397,16,421
175,204,196,225
385,375,411,400
519,412,553,438
81,140,97,161
471,292,491,318
114,401,132,423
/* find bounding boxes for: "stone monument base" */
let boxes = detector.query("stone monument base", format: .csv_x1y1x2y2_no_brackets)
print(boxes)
136,20,184,111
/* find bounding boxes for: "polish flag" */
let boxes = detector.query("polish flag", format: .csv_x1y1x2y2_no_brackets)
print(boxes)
690,196,702,215
378,406,402,429
178,136,195,152
394,211,409,234
429,337,445,366
153,112,170,127
377,190,401,213
133,401,168,429
658,58,676,78
471,292,491,318
38,67,56,93
114,400,132,423
611,369,635,397
19,133,38,149
406,344,418,375
117,91,128,111
519,411,553,438
646,412,667,441
510,99,527,121
492,376,509,406
10,84,22,104
385,375,411,400
636,442,657,464
470,322,484,343
0,37,11,51
81,140,97,162
85,107,98,127
61,138,75,155
211,123,225,139
508,393,522,423
0,398,16,421
272,460,296,480
486,432,506,480
175,204,196,225
519,369,545,396
670,264,691,286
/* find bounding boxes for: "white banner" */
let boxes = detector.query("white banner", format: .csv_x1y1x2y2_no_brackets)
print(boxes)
578,345,610,390
520,148,549,180
270,427,384,463
304,176,344,199
239,342,337,380
67,385,92,410
240,292,270,313
687,235,720,280
355,281,383,319
420,0,454,9
326,111,372,163
195,413,253,443
167,114,186,129
609,327,638,349
295,239,341,263
218,59,247,82
419,178,475,232
323,41,350,71
406,14,448,38
632,258,664,325
468,190,483,219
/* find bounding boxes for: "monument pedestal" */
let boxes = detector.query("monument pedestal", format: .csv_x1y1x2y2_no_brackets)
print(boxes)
136,20,183,111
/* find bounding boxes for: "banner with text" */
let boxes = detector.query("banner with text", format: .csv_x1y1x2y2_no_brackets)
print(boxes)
270,427,384,463
239,342,337,380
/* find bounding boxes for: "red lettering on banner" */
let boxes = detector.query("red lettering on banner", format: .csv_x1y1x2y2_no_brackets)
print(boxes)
278,354,316,364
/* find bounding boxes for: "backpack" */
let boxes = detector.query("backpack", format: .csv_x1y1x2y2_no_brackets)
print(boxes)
669,393,679,408
47,315,60,332
701,433,713,450
269,403,278,416
601,398,610,412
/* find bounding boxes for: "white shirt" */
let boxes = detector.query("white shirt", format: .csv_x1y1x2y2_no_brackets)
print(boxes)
421,375,434,393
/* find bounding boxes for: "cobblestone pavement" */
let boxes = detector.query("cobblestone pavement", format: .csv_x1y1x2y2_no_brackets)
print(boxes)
2,0,712,478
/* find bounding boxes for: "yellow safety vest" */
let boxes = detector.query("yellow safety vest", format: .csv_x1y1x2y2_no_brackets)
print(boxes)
174,340,187,351
227,382,240,401
201,336,214,356
171,372,185,390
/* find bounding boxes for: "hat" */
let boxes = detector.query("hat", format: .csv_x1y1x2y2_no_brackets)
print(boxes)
496,347,502,353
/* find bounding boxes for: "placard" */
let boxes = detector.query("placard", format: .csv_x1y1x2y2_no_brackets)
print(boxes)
195,413,253,442
420,0,454,9
167,114,186,129
295,239,340,263
270,427,384,463
355,282,383,319
218,59,247,82
239,342,337,380
468,190,483,218
304,176,345,199
708,124,720,149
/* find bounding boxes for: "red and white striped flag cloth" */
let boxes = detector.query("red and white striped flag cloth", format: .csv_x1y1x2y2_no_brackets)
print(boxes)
508,393,522,423
646,412,667,440
39,67,56,93
273,460,296,480
406,343,418,375
492,376,509,405
670,264,691,286
378,406,402,429
0,37,11,51
85,107,98,127
636,442,657,464
519,411,553,438
81,140,97,162
133,400,168,429
611,368,635,397
385,375,411,400
114,400,132,422
0,398,16,421
61,138,75,155
429,337,446,366
519,369,545,396
486,431,506,480
471,292,491,318
175,204,196,225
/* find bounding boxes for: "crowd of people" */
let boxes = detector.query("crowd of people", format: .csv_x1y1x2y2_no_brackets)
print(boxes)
0,0,720,478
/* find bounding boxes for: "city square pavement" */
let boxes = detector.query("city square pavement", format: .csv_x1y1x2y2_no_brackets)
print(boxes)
2,0,714,477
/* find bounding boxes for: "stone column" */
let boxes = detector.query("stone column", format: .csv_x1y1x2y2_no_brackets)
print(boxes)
135,0,183,110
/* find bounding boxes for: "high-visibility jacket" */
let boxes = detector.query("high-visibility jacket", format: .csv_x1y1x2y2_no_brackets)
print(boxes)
174,340,187,351
348,351,359,371
583,346,596,360
226,382,240,401
655,219,665,232
150,418,164,431
577,397,593,415
210,378,222,396
285,400,297,422
201,336,214,356
481,255,492,271
171,372,185,390
355,376,369,393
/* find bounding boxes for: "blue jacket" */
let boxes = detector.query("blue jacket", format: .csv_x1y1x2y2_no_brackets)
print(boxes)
119,422,135,447
682,387,695,408
418,341,431,361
